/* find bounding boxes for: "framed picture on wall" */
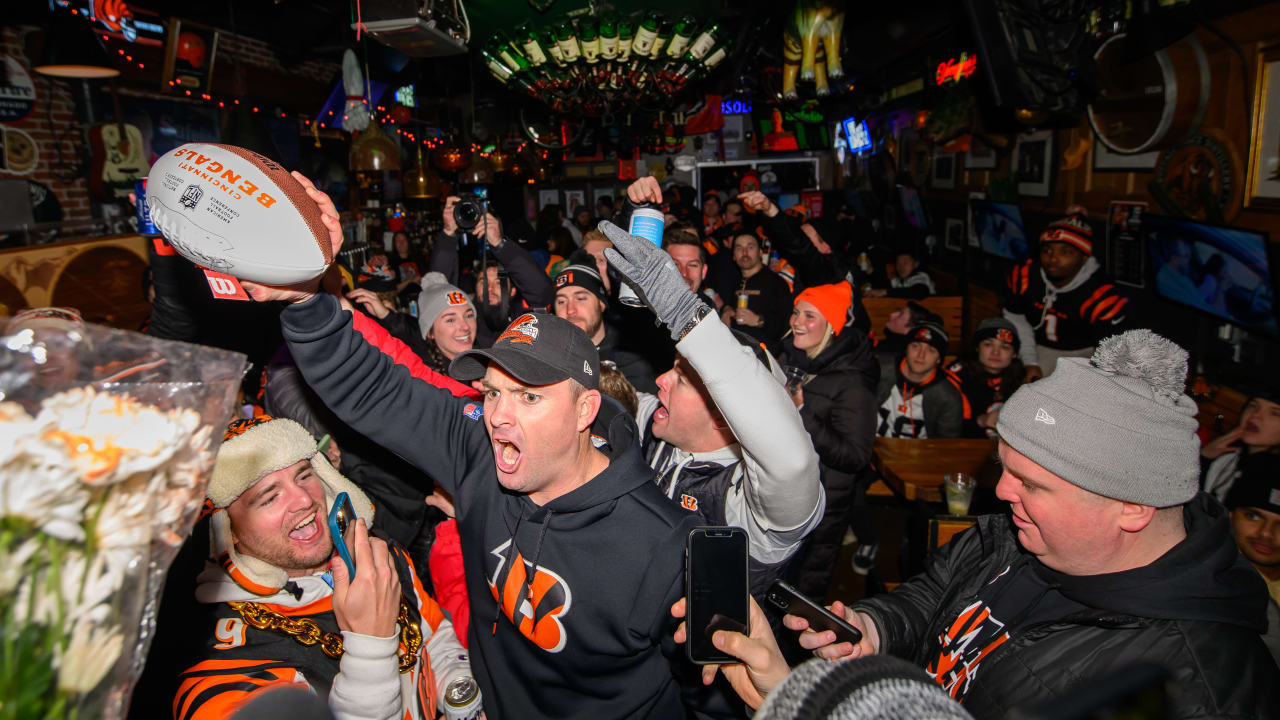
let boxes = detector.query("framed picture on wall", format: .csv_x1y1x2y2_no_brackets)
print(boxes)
537,189,560,210
1246,42,1280,209
564,190,586,213
1013,130,1054,198
967,191,985,247
944,217,964,251
592,187,614,212
1093,136,1159,172
965,140,998,170
161,19,220,92
932,152,956,189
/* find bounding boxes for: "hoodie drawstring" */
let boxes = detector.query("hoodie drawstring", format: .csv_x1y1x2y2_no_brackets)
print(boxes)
492,511,526,635
490,509,556,636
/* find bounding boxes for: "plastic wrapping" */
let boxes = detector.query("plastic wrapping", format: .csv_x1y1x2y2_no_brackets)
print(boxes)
0,320,246,720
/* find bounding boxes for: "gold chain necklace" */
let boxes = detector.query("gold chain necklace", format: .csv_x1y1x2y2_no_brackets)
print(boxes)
227,599,423,673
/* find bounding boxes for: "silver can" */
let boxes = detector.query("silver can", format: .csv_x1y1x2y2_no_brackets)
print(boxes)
619,205,666,307
442,676,482,720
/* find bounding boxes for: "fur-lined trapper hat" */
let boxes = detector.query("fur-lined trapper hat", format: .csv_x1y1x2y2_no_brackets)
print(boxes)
209,416,373,595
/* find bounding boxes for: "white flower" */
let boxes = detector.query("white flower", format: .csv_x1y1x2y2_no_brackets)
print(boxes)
12,550,127,629
0,453,89,542
0,536,40,596
94,478,153,550
56,616,124,694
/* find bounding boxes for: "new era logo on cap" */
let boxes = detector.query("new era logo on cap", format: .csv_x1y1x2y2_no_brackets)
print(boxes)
1035,408,1056,425
583,360,592,375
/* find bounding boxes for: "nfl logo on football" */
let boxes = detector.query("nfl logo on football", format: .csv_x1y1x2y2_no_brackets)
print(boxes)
180,184,204,210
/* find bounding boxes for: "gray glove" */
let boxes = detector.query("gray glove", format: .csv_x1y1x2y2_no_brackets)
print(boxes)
599,220,709,341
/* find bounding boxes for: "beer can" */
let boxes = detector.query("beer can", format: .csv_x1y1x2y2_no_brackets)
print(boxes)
135,179,158,236
619,205,666,307
442,676,482,720
736,292,749,310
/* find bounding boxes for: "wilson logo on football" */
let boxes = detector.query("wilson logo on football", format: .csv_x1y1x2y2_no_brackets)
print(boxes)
203,270,250,301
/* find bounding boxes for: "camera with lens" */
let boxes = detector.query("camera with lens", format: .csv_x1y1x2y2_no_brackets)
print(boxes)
452,193,488,233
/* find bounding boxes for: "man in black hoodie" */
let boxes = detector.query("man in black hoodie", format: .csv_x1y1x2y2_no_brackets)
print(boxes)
242,175,700,720
773,330,1278,718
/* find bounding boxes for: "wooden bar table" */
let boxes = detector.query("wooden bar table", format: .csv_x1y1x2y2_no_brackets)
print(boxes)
870,437,1001,503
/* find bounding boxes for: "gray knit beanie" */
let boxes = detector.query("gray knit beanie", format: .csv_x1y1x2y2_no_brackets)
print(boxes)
996,329,1200,507
417,272,473,339
754,656,972,720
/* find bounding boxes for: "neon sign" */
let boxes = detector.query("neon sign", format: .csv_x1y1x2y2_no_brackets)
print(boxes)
935,53,978,85
721,99,752,115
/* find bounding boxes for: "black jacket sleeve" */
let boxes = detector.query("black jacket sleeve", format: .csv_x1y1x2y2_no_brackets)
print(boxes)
762,213,850,289
143,238,203,342
763,274,794,343
491,238,554,309
280,294,490,495
429,230,462,286
800,375,878,474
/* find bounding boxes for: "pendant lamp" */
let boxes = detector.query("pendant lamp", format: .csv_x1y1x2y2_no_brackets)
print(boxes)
34,12,119,78
459,155,494,184
403,146,440,198
432,139,472,173
350,119,401,172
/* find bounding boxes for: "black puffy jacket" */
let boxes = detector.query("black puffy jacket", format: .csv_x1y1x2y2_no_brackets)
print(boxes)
855,495,1280,719
783,328,879,599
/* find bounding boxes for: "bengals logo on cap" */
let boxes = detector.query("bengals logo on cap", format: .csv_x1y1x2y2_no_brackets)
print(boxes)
497,314,540,345
996,328,1014,343
223,415,274,441
446,291,467,306
554,272,573,287
915,328,933,341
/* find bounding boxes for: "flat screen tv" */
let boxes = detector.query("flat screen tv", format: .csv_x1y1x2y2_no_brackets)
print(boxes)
971,200,1028,260
898,185,928,229
842,116,872,153
1144,215,1276,336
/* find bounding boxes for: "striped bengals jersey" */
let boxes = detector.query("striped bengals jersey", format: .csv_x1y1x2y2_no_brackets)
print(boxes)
1004,258,1130,350
173,543,466,720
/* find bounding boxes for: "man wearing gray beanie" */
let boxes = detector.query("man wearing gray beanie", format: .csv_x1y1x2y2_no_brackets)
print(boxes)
694,330,1279,718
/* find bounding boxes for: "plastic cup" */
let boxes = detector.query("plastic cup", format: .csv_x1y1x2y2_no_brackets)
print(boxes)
943,473,976,515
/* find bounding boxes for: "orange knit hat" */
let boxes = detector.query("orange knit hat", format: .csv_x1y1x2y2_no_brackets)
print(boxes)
795,282,854,335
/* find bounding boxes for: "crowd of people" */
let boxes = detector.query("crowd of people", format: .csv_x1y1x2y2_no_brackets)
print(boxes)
9,168,1278,720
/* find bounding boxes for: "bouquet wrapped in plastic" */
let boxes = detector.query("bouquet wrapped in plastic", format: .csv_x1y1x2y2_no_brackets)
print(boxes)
0,317,246,719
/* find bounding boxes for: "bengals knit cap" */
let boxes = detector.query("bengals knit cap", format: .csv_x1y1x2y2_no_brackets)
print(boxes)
996,329,1200,507
973,317,1021,353
418,272,473,339
906,320,949,357
1039,212,1094,255
554,250,609,305
452,311,600,390
795,282,854,336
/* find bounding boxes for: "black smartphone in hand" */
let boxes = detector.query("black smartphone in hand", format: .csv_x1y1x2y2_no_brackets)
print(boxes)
766,580,862,646
686,526,750,664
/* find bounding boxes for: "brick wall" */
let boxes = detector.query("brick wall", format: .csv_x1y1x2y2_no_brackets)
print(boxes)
214,32,339,86
1,26,92,224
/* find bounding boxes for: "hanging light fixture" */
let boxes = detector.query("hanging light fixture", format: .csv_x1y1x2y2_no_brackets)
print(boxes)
459,154,494,184
34,12,119,78
350,118,401,171
432,138,472,172
403,145,440,198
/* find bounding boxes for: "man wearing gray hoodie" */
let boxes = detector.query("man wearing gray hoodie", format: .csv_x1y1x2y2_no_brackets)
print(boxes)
1003,212,1130,379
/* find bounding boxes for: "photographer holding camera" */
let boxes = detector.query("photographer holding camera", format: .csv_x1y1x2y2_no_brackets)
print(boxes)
430,195,555,342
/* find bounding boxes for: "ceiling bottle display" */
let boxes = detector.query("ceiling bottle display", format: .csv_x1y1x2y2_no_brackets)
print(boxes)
579,16,601,64
649,17,673,59
666,15,696,59
516,21,550,67
599,11,619,60
688,22,720,60
555,19,581,63
631,11,660,57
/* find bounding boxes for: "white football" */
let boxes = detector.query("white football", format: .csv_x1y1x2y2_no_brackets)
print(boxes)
145,143,332,285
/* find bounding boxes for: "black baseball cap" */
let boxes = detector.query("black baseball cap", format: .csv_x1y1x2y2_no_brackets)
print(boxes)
451,312,600,390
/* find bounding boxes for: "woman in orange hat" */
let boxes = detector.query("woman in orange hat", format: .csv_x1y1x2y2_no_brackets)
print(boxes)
780,282,881,596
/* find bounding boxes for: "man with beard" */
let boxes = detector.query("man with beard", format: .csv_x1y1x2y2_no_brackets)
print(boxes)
553,252,658,393
244,173,699,720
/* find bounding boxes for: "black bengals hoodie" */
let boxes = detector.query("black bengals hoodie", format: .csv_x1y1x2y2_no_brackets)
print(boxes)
281,294,698,720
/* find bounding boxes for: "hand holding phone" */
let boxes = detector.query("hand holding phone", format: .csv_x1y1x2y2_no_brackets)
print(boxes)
686,527,749,664
766,581,862,646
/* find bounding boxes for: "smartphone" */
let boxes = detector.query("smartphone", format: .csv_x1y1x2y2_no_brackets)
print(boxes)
686,527,750,664
765,580,862,646
327,492,357,578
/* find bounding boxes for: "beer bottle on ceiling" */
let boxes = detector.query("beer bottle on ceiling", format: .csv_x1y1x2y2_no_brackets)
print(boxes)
599,10,619,60
480,45,513,83
650,17,673,59
579,16,600,63
667,15,696,58
541,28,566,66
631,11,660,57
494,33,531,73
688,22,720,60
555,19,581,63
516,21,549,67
617,18,634,61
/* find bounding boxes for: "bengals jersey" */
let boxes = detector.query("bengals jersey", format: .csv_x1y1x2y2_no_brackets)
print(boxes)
1004,258,1129,351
